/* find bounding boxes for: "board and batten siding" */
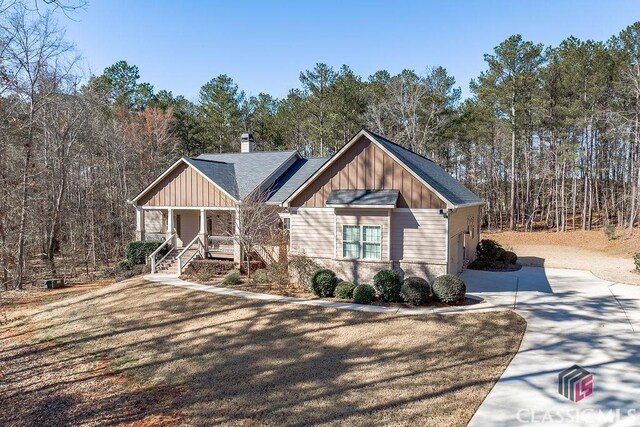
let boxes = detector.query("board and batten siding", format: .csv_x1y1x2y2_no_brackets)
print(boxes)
290,136,446,210
390,209,447,263
290,208,335,258
138,162,235,207
335,208,389,260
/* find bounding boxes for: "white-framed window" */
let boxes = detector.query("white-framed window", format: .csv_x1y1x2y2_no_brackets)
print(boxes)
342,225,382,260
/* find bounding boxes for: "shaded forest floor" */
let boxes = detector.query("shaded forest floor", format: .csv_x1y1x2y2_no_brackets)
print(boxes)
0,277,525,426
486,229,640,285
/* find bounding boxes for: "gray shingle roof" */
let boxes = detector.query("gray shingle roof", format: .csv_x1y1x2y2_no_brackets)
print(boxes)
191,151,297,199
266,157,328,204
366,131,482,207
326,189,400,207
183,157,239,199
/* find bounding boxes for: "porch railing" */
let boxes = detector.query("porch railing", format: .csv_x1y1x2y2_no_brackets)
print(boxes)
144,232,166,242
208,235,234,253
177,235,206,274
149,233,176,274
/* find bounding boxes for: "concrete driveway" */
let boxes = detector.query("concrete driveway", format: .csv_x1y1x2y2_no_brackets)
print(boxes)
463,267,640,426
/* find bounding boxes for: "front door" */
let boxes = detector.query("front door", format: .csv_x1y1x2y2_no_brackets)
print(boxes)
175,211,198,248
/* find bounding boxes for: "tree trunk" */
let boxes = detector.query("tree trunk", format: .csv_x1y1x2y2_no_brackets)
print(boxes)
15,101,36,289
510,94,517,231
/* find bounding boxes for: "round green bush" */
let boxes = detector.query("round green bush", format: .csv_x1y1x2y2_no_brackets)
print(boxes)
501,250,518,265
125,240,167,265
117,259,133,271
222,269,242,285
253,268,269,284
400,276,431,306
353,284,376,304
476,239,505,264
373,269,402,302
432,274,466,304
334,281,356,299
310,268,338,297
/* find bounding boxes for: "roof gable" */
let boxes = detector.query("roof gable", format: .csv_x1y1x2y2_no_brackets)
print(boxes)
134,159,237,207
287,133,447,209
285,129,481,208
366,131,482,207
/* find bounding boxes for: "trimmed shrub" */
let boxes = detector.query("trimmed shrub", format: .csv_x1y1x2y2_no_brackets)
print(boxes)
432,274,466,304
476,239,505,265
185,259,236,277
253,268,269,284
400,276,431,306
117,259,133,271
635,253,640,271
125,240,167,265
222,269,242,285
334,281,356,299
501,250,518,265
310,268,338,297
373,269,403,302
353,284,376,304
467,259,486,270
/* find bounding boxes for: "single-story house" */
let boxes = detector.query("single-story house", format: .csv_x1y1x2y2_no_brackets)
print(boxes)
131,129,482,282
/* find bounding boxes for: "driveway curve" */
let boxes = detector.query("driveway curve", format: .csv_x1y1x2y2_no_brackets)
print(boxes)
463,267,640,426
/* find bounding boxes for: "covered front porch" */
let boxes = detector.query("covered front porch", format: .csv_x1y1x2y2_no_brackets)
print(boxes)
136,207,240,269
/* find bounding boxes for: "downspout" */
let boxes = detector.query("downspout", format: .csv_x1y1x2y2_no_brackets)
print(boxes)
445,209,450,275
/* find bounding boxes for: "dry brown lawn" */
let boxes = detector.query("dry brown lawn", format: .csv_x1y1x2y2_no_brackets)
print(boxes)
1,277,525,426
486,229,640,285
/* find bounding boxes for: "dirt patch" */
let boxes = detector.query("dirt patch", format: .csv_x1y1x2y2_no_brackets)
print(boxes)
1,277,525,426
486,230,640,285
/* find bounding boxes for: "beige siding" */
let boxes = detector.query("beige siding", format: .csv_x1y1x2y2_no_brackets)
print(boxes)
290,208,335,258
290,136,446,209
447,205,481,273
144,210,165,233
390,209,447,263
335,208,389,261
138,161,235,207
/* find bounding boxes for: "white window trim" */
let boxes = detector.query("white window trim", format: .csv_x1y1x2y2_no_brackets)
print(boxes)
341,224,382,260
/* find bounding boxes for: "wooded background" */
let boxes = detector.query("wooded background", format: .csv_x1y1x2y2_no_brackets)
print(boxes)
2,1,640,287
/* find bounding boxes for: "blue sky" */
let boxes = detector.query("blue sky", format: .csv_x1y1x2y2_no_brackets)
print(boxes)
64,1,640,101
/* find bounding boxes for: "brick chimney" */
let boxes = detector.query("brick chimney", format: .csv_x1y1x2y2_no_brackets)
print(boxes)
241,133,254,153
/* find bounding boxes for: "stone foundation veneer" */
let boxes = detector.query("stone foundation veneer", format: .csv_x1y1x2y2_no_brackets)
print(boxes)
293,256,447,285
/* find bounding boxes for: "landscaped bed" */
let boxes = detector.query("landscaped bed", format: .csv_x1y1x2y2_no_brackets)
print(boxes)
182,260,481,309
1,277,526,426
183,274,483,309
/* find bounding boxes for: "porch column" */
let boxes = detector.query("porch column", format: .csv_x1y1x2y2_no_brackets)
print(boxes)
167,208,175,247
135,206,145,241
199,208,207,257
233,206,242,263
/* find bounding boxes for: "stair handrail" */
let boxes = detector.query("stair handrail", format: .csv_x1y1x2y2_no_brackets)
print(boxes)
252,243,277,265
149,233,176,274
177,235,204,274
